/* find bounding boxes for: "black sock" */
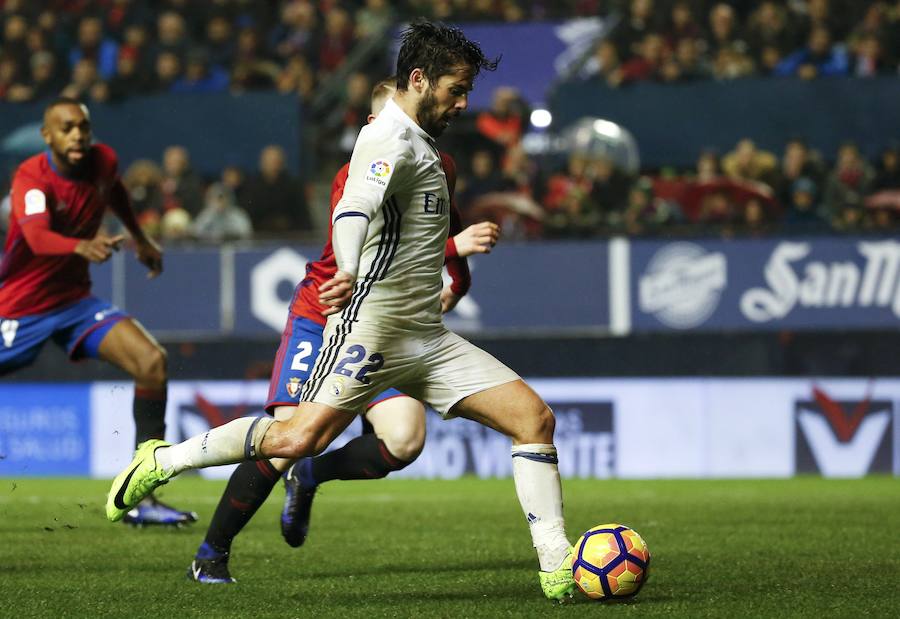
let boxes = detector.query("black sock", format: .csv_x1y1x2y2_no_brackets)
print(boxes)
203,459,280,555
310,433,410,484
133,387,167,447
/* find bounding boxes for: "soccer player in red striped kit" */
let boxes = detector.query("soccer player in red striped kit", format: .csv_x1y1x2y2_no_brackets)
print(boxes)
0,97,196,526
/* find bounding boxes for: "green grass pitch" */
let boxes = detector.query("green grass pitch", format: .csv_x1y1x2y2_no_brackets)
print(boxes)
0,477,898,618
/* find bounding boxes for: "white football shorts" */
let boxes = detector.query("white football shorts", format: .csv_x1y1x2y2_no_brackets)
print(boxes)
299,321,519,417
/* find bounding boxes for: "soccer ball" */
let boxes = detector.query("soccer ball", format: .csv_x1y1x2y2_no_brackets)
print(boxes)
572,523,650,600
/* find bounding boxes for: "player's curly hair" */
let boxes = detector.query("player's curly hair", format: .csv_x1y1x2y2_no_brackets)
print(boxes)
395,20,500,90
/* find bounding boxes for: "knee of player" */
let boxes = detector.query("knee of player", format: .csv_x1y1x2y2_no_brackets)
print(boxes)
138,345,168,385
381,420,425,463
523,403,555,443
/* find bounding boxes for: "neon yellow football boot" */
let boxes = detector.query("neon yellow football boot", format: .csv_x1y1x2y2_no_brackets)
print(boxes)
106,439,173,522
539,546,577,601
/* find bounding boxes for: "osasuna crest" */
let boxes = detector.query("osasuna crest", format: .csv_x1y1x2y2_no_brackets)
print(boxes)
286,377,302,398
795,386,895,477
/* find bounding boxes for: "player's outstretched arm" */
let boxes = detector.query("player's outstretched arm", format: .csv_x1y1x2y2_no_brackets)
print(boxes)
73,233,125,263
109,179,163,278
452,221,500,257
319,270,356,316
133,236,163,279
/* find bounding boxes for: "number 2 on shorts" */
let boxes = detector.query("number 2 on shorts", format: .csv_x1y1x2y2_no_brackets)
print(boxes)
333,344,384,384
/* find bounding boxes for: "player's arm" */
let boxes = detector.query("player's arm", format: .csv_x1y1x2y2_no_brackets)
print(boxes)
321,132,409,315
11,176,122,263
103,147,163,277
108,178,162,277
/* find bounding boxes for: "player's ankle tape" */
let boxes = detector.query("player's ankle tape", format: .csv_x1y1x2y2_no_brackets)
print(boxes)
244,416,275,459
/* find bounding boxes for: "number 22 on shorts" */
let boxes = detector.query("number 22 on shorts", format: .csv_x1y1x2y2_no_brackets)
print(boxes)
333,344,384,384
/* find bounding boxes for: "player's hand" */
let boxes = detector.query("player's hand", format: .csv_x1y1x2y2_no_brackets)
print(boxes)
319,270,356,316
74,233,125,264
440,285,462,314
453,221,499,257
135,236,163,279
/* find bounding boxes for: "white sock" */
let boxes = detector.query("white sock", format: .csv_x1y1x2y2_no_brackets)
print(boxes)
511,443,571,572
156,416,270,475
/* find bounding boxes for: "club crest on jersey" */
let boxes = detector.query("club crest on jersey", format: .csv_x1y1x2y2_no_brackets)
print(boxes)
286,377,302,398
365,159,392,187
24,189,47,215
330,377,345,397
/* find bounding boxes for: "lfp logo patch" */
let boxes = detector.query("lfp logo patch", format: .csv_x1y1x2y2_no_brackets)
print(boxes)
366,159,393,186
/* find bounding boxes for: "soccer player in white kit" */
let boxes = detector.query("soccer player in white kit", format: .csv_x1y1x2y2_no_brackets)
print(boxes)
107,20,577,600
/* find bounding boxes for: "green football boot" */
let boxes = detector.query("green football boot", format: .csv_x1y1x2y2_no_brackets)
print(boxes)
539,546,577,601
106,439,173,522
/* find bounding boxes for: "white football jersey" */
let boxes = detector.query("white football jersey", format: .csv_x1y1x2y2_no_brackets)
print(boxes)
331,98,451,330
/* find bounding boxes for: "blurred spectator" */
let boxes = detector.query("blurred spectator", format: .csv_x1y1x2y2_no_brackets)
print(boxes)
623,176,681,235
193,183,253,241
588,157,631,229
542,154,598,236
706,4,749,59
108,48,153,99
774,25,849,78
872,145,900,191
270,0,318,61
585,39,624,86
696,150,721,182
61,57,101,101
697,188,737,233
618,33,666,84
745,1,797,63
781,176,830,234
231,27,280,91
242,145,311,234
120,23,154,74
758,43,786,75
205,15,237,68
613,0,659,59
355,0,393,39
171,48,229,93
722,139,778,186
338,72,372,152
476,87,525,150
0,55,22,100
850,33,891,76
741,197,775,237
123,159,165,238
220,165,247,205
798,0,849,42
661,37,711,82
156,11,189,58
773,138,826,208
317,6,354,75
458,149,508,212
154,50,182,91
276,54,316,100
28,51,64,100
2,14,29,67
664,1,702,47
161,145,205,216
823,142,875,222
69,16,118,81
711,46,756,80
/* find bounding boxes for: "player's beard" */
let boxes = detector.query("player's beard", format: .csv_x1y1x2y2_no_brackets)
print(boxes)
417,89,451,138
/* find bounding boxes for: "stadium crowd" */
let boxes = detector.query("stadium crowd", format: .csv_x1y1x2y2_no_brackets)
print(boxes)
1,0,899,241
